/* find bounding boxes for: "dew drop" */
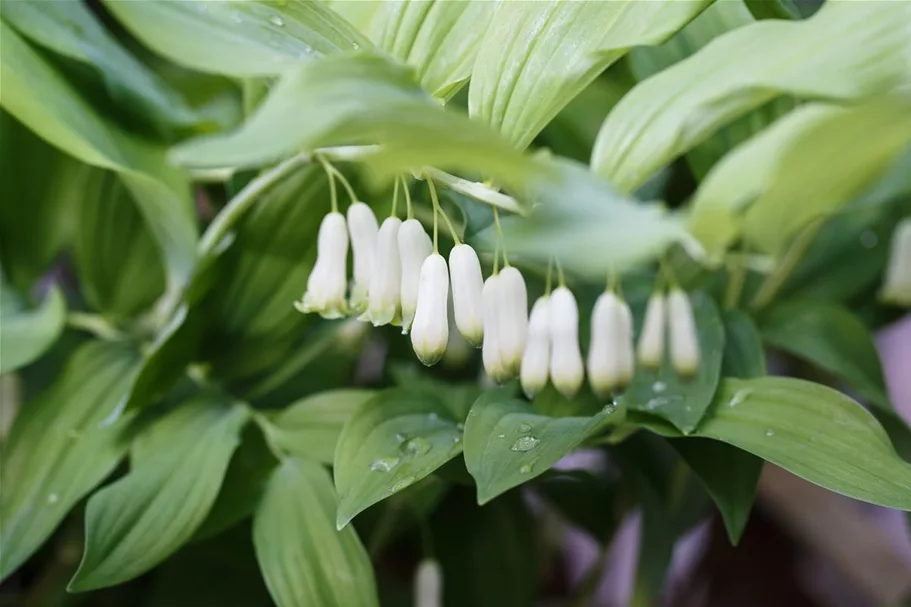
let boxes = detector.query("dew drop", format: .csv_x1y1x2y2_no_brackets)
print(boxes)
645,396,670,411
452,435,461,444
391,476,416,492
729,388,753,408
269,15,284,27
394,432,408,444
403,437,431,456
652,381,666,393
519,463,534,474
370,456,400,472
602,402,617,414
456,422,465,431
47,493,59,505
860,230,878,249
428,412,439,422
765,429,775,437
496,433,506,439
518,423,532,433
510,436,539,452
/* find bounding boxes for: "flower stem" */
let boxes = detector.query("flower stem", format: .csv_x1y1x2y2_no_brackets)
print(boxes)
426,176,461,246
493,208,509,267
425,167,525,216
391,177,400,218
751,221,821,310
402,175,414,219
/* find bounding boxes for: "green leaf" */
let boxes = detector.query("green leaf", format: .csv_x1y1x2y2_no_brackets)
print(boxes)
334,390,464,528
721,309,766,379
761,299,892,411
254,457,379,607
0,341,140,581
270,390,376,465
103,0,368,77
0,21,197,289
74,171,166,318
69,398,250,591
744,0,803,21
370,0,495,99
695,377,911,510
592,1,911,192
621,292,725,433
537,470,620,542
468,1,712,149
463,390,623,504
0,0,200,133
0,284,66,374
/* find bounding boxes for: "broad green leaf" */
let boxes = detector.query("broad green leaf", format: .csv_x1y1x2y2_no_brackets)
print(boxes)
721,309,766,379
468,0,712,149
69,398,250,591
104,0,368,77
329,1,381,36
621,292,725,433
254,457,379,607
370,0,496,99
695,377,911,510
592,1,911,192
334,390,463,528
171,53,534,188
0,285,66,374
271,390,376,464
463,390,622,504
0,22,197,288
744,0,802,21
0,0,199,132
74,171,166,319
760,299,892,411
0,341,140,581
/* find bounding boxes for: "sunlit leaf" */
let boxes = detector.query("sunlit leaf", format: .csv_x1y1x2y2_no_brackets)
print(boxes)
0,284,66,374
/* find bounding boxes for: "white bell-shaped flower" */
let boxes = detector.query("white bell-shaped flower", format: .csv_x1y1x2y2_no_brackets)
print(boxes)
296,212,348,319
346,202,378,313
520,295,550,399
587,292,635,397
398,218,433,332
616,298,635,387
482,274,508,383
449,244,485,347
411,254,449,366
668,288,700,377
881,217,911,306
414,559,443,607
637,291,666,369
363,217,402,326
548,286,584,398
497,267,528,379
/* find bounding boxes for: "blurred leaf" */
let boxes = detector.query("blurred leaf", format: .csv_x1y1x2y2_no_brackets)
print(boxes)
695,377,911,510
69,398,250,591
463,390,622,504
74,171,166,319
468,1,712,149
104,0,368,77
721,309,766,378
0,22,197,288
371,0,495,99
270,390,376,464
0,0,200,133
334,390,464,528
329,0,381,35
537,470,620,541
744,0,802,21
0,284,66,374
0,341,139,581
592,2,911,192
172,53,534,188
254,457,379,607
621,292,725,433
432,488,538,607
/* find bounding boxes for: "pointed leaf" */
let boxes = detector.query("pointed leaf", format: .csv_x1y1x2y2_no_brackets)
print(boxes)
69,398,250,591
469,0,712,149
0,341,140,581
334,390,464,528
592,2,911,192
463,390,623,504
0,284,66,374
254,458,379,607
695,377,911,510
721,309,766,379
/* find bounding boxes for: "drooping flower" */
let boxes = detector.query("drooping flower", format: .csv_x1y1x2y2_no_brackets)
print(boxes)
482,274,507,382
411,254,450,366
881,217,911,306
414,559,443,607
668,288,700,377
548,286,584,398
496,267,529,380
346,202,378,313
637,290,666,369
588,292,635,397
449,244,485,347
616,297,635,387
363,217,402,326
295,212,348,319
520,295,550,399
399,219,433,332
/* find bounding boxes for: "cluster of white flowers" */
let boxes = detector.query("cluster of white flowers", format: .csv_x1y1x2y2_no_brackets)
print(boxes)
637,288,701,377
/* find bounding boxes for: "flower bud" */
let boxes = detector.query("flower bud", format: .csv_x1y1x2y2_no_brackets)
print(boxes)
881,217,911,305
482,274,508,383
363,217,402,326
548,287,584,398
414,559,443,607
587,292,623,397
449,244,485,347
398,219,433,332
296,212,348,319
668,288,700,377
521,296,550,398
637,291,666,369
346,202,378,313
497,267,528,379
411,254,449,366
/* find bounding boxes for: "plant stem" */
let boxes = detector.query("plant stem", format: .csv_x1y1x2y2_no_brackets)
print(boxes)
426,175,461,245
493,208,509,267
425,167,525,215
751,221,821,310
723,259,747,310
66,313,126,341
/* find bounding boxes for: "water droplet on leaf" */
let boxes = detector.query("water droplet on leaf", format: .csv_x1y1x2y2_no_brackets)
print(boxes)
519,463,534,474
395,433,407,444
370,457,400,472
518,423,532,433
403,437,431,456
652,381,666,393
765,429,775,437
47,493,59,505
511,436,539,452
391,476,416,492
269,15,284,26
729,388,753,408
